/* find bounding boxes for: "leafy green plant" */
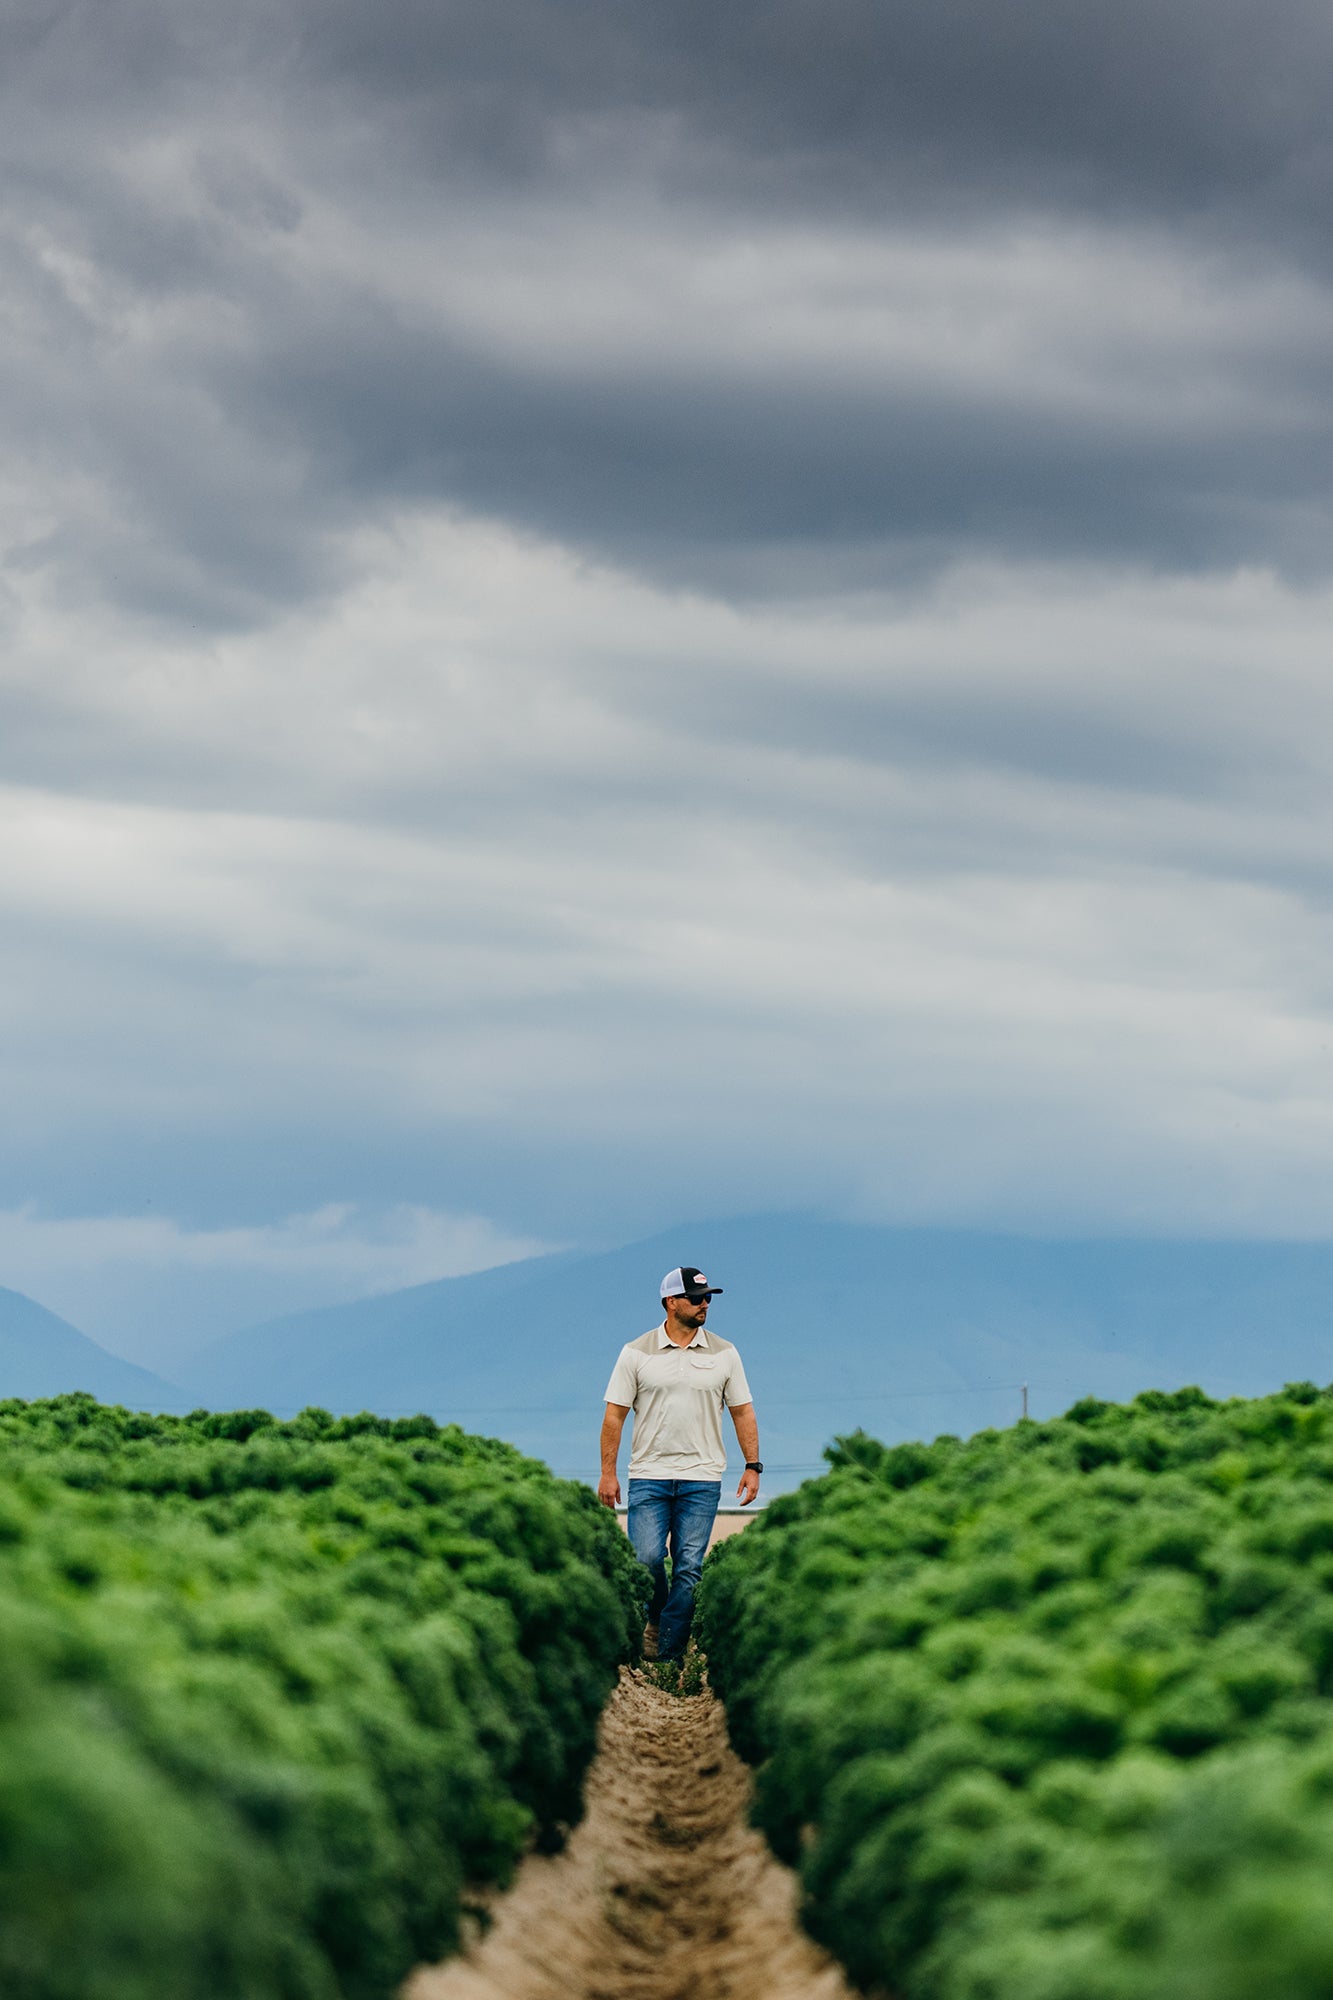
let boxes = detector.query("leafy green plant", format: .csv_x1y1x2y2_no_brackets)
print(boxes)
696,1383,1333,2000
0,1395,644,2000
640,1642,707,1698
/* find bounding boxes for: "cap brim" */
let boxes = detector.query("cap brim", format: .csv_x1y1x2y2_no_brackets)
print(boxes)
685,1286,722,1299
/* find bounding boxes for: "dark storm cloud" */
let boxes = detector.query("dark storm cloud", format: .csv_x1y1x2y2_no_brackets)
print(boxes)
4,0,1333,623
294,0,1333,240
246,298,1333,586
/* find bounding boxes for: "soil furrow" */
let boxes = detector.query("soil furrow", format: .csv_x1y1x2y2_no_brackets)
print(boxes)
406,1669,853,2000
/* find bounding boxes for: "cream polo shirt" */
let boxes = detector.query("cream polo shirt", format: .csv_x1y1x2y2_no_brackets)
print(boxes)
604,1323,753,1482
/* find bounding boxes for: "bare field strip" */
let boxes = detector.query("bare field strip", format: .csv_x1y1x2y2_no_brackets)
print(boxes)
407,1669,853,2000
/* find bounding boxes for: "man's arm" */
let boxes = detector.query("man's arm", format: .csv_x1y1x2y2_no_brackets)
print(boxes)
599,1402,630,1508
729,1402,761,1505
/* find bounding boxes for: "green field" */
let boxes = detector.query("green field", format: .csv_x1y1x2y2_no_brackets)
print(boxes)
698,1382,1333,2000
17,1382,1333,2000
0,1395,643,2000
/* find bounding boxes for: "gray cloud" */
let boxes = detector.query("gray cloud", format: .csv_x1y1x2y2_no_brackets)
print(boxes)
295,0,1333,232
2,0,1333,628
5,533,1333,1261
6,2,1333,1350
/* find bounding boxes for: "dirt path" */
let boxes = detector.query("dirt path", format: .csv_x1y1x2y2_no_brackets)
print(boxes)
406,1670,854,2000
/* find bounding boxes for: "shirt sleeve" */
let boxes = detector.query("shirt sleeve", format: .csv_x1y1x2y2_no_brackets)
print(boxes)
722,1347,752,1406
604,1345,639,1406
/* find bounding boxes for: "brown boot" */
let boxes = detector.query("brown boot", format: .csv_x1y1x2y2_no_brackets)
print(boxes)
642,1622,660,1661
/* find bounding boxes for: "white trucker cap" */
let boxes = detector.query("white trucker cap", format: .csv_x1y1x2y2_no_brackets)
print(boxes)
660,1265,723,1300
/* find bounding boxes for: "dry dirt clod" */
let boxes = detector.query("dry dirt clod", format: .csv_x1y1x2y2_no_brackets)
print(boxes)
405,1668,854,2000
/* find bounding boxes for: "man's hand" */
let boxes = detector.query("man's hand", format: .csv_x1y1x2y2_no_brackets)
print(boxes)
729,1403,761,1506
598,1404,629,1508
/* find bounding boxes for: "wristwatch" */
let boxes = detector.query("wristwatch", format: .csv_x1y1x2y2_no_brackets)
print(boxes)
745,1460,764,1474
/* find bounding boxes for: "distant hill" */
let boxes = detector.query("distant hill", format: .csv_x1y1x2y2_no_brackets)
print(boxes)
179,1219,1333,1487
0,1285,180,1407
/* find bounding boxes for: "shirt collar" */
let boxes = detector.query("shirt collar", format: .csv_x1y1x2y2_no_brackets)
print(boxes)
655,1321,709,1351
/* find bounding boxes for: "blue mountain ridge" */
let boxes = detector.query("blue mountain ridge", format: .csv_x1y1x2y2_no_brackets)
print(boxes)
0,1285,180,1407
179,1218,1333,1488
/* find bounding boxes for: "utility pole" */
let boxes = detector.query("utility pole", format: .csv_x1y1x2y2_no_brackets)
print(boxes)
1021,1383,1029,1420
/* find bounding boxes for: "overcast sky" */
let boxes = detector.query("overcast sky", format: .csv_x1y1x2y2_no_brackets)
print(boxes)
6,0,1333,1365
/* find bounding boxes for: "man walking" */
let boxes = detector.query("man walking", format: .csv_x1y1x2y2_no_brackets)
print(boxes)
598,1266,762,1661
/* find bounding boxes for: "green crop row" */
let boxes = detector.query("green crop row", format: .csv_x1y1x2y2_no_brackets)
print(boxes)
696,1382,1333,2000
0,1395,644,2000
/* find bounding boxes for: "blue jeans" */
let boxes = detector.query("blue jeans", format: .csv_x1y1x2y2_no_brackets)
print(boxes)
626,1479,721,1661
